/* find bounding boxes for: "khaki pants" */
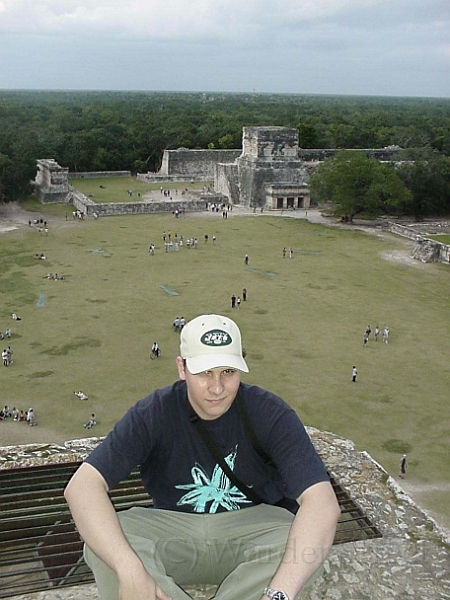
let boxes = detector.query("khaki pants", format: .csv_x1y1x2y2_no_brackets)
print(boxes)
84,504,319,600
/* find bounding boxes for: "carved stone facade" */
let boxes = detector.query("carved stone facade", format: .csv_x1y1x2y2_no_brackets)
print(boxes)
216,127,311,208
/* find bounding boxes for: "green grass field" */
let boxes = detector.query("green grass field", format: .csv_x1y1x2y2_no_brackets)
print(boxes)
70,177,212,203
1,200,449,528
428,234,450,245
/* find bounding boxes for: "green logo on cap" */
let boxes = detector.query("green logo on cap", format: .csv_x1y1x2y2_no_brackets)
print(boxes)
201,329,232,347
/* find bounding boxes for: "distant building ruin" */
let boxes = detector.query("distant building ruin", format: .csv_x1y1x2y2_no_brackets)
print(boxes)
140,126,402,209
34,159,69,204
35,126,402,209
217,126,311,209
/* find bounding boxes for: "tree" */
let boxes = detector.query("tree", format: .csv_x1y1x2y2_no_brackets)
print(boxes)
397,152,450,218
310,150,412,221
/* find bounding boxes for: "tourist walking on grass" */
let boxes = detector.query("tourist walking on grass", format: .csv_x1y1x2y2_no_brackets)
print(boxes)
383,327,390,344
2,349,8,367
242,287,247,301
374,326,380,341
352,366,358,382
399,454,407,478
244,254,249,266
27,408,37,427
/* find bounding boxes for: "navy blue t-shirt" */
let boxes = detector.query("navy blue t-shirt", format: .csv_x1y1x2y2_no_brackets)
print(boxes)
85,381,329,514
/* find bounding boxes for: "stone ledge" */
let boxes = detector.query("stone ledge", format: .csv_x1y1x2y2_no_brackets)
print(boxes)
2,429,449,600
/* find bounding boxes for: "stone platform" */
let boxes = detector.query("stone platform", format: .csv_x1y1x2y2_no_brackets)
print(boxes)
2,429,449,600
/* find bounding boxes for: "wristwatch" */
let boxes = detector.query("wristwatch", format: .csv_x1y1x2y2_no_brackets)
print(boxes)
263,586,290,600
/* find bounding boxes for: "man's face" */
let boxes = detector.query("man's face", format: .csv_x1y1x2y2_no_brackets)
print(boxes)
176,357,241,420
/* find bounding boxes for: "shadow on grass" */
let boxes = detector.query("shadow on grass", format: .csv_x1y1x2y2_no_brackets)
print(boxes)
27,371,54,379
382,439,413,454
41,337,101,356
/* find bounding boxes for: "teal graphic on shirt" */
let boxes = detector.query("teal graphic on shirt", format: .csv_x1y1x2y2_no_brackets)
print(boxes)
175,445,251,513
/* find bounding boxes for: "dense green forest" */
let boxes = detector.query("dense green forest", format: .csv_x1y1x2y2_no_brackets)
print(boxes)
1,90,449,216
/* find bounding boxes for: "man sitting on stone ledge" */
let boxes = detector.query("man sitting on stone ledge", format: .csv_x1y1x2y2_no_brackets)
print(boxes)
65,314,339,600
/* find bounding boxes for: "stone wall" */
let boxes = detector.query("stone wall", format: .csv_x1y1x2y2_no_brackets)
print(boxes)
69,185,224,217
69,171,131,179
158,149,241,180
2,429,449,600
69,186,97,214
387,222,450,264
298,148,403,161
215,162,240,204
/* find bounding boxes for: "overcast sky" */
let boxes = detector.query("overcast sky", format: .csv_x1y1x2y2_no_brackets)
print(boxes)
0,0,449,98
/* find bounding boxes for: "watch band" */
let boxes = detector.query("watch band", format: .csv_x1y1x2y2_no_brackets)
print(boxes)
263,586,290,600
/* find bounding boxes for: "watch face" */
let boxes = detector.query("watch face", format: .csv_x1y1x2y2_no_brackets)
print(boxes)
272,593,288,600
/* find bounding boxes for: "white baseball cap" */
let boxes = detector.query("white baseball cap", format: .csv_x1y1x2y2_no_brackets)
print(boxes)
180,314,249,374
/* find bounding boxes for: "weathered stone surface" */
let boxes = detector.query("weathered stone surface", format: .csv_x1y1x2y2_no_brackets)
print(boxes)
2,428,449,600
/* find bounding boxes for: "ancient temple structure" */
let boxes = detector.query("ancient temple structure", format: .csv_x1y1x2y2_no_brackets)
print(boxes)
216,126,311,209
34,159,70,204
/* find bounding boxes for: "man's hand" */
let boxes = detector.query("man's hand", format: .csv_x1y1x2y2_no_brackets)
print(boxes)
118,563,173,600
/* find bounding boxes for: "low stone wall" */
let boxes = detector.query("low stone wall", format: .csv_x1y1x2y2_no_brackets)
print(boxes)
298,148,402,161
69,186,97,213
2,429,449,600
88,199,207,216
137,173,213,184
387,222,450,264
68,185,225,217
69,171,131,179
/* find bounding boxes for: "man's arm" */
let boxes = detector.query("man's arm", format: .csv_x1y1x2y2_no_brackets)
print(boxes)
64,462,172,600
263,481,340,600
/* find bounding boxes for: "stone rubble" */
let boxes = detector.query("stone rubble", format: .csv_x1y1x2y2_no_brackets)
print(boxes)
2,428,449,600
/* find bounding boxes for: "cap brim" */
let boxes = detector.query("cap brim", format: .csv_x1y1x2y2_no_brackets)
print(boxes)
186,354,249,375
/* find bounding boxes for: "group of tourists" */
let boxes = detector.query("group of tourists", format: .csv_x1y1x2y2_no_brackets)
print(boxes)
0,406,36,426
0,327,11,341
363,325,390,347
172,316,186,332
2,346,13,366
149,230,220,254
231,288,247,309
282,247,294,259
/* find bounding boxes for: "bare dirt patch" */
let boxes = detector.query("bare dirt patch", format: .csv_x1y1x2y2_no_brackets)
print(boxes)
379,248,427,268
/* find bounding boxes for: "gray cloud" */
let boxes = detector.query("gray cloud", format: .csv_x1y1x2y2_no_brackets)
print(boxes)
0,0,448,97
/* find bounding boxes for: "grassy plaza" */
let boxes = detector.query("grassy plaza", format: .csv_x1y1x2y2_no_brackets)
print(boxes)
1,186,449,528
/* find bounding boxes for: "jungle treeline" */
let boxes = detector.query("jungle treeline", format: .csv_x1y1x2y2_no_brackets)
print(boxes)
0,90,449,216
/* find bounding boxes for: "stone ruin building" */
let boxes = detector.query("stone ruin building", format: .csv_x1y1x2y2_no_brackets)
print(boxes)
140,126,402,210
33,128,449,264
35,126,402,211
34,159,69,204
